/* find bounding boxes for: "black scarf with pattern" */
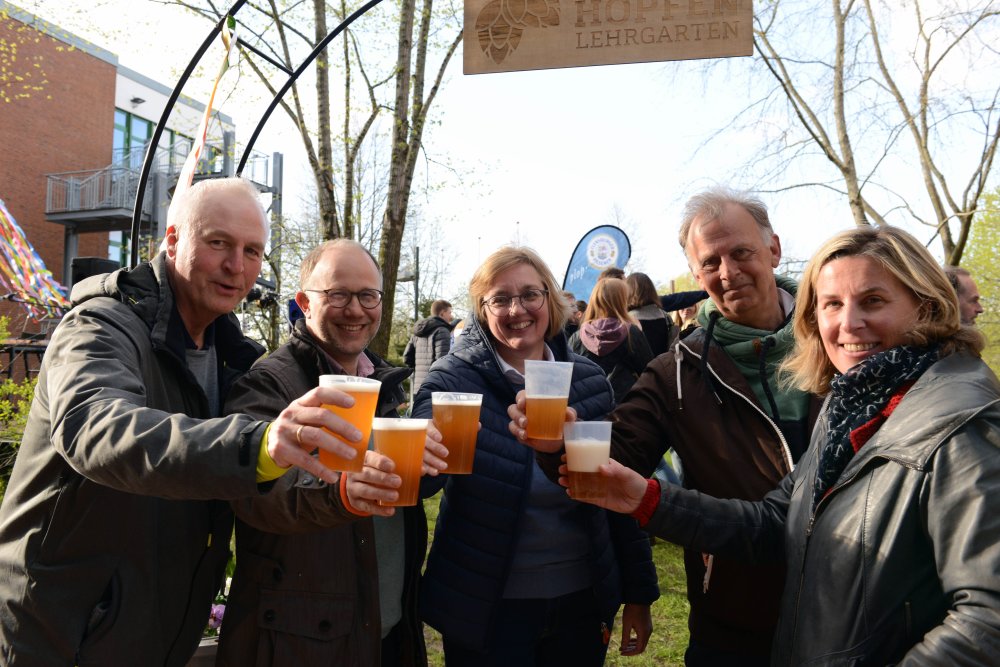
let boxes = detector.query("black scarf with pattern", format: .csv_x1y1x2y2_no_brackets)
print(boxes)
813,345,939,509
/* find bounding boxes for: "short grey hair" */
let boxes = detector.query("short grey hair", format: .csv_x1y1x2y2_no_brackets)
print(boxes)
164,177,270,248
678,186,772,257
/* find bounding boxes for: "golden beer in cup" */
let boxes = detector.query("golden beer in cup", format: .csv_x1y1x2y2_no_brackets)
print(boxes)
432,392,483,474
524,360,574,440
318,375,382,472
564,421,612,500
372,418,428,507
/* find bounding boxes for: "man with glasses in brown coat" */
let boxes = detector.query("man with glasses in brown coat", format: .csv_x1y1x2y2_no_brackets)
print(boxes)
217,239,446,666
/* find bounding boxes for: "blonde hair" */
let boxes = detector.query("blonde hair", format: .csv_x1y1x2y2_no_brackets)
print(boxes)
781,225,984,394
583,278,638,326
469,246,569,339
673,300,703,329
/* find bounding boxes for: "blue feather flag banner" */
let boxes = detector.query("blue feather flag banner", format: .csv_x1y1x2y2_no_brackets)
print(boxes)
561,225,631,302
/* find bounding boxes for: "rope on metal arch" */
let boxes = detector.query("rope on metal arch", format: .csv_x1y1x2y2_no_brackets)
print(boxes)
129,0,249,268
0,198,69,321
129,0,388,267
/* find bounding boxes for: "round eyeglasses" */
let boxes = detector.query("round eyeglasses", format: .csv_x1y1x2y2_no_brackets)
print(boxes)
483,289,548,315
305,288,383,309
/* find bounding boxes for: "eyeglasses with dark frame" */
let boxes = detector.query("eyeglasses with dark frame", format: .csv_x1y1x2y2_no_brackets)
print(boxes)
483,289,549,315
305,288,384,309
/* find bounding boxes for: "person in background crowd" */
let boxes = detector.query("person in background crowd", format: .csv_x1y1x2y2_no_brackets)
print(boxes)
404,299,456,395
624,272,685,486
511,186,822,667
414,246,659,666
570,278,654,403
660,289,709,313
0,178,359,665
562,225,1000,666
944,265,984,325
562,290,581,337
674,300,703,339
626,271,677,357
218,240,447,666
599,266,626,281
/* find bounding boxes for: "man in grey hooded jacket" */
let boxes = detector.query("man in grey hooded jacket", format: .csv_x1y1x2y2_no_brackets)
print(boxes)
403,299,454,394
0,178,362,666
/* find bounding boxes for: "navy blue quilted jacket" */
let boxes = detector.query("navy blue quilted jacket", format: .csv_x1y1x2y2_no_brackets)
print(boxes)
413,315,659,651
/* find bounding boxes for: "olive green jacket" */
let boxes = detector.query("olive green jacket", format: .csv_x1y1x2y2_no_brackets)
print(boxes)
0,254,266,666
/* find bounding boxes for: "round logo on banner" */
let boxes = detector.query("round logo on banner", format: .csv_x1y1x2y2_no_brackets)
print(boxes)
587,234,619,269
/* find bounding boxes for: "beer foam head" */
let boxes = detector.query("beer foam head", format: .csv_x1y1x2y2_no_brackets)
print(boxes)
372,418,429,431
320,375,381,392
564,437,611,472
524,360,573,396
432,392,483,406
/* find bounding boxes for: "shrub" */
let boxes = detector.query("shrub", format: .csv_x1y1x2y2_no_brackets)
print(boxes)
0,376,35,503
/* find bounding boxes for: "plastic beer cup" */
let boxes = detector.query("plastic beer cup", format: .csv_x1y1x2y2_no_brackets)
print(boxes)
564,421,612,500
432,392,483,474
524,360,573,440
318,375,382,472
372,418,428,506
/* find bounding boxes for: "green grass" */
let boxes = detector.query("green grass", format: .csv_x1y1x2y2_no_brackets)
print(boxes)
422,498,689,666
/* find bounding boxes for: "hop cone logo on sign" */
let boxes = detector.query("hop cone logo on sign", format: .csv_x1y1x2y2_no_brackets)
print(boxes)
475,0,560,64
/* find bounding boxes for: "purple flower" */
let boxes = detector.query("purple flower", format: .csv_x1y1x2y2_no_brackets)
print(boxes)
208,604,226,630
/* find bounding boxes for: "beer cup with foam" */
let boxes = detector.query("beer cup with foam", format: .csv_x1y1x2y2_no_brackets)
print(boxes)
372,418,429,506
523,360,574,440
563,420,612,500
432,392,483,474
318,375,382,472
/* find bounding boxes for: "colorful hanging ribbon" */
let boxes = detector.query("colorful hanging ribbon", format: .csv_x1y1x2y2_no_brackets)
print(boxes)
173,15,239,203
0,198,70,321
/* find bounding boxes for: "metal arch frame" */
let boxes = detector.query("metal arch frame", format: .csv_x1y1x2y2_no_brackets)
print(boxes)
129,0,385,267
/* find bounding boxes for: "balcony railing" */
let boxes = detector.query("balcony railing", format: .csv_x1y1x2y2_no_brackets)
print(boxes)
45,166,142,214
45,142,273,216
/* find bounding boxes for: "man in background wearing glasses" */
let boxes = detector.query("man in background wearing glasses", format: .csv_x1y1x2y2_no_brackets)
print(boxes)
217,239,446,666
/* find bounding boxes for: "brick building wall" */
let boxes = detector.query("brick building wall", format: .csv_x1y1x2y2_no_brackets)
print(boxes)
0,12,113,293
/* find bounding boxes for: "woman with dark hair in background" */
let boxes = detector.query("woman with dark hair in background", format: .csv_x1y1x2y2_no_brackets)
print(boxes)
571,278,654,404
625,272,676,357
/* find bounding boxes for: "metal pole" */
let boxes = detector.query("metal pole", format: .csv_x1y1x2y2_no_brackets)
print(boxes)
414,246,420,322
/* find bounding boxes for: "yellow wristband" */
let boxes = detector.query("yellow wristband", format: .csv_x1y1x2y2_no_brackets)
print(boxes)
256,422,291,482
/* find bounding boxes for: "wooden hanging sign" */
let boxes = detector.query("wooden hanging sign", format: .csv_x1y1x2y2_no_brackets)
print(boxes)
464,0,753,74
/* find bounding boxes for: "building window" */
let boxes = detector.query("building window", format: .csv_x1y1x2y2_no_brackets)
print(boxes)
108,231,129,267
113,109,193,172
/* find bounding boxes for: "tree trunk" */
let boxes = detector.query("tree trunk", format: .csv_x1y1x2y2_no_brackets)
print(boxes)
747,0,1000,263
832,0,867,227
314,0,340,240
372,0,416,357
